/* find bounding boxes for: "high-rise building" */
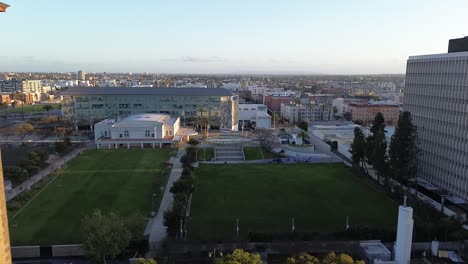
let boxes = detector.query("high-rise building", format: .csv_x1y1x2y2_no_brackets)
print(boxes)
0,150,12,264
404,39,468,199
78,70,86,81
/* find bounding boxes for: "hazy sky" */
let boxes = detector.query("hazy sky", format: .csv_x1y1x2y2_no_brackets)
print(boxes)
1,0,467,74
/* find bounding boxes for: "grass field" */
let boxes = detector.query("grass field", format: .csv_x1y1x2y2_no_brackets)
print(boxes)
189,163,398,240
243,147,280,160
8,149,170,245
197,148,214,161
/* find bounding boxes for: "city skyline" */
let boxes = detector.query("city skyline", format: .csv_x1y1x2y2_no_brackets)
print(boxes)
1,0,468,74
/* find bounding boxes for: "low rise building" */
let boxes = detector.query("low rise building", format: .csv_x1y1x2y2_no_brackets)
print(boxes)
348,102,400,124
238,104,271,129
94,113,180,149
280,103,333,123
0,93,11,105
264,95,297,112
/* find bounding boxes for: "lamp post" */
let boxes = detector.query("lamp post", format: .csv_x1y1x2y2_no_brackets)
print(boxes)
208,248,223,263
151,193,156,216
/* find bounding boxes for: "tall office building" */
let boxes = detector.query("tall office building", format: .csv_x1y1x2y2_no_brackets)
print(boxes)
404,38,468,199
78,70,86,81
0,150,12,264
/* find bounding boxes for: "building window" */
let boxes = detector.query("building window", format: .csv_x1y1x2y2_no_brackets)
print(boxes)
124,130,129,137
145,130,150,137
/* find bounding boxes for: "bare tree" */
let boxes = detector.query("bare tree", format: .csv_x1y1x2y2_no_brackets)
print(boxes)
252,128,279,150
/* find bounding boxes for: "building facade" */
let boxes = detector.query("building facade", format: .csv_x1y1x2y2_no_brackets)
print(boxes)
348,102,400,124
280,103,334,123
238,104,271,129
60,87,239,130
94,113,180,148
404,50,468,199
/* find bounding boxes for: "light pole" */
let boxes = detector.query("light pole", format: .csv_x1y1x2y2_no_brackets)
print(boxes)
151,193,156,216
208,248,223,263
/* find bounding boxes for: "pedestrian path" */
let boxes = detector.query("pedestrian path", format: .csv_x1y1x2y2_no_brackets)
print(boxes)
148,148,185,250
5,142,92,201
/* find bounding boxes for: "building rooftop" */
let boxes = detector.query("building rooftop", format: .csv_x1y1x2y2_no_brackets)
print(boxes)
60,87,233,96
97,113,178,128
408,51,468,60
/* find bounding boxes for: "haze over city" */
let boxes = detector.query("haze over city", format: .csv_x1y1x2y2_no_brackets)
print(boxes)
1,0,468,74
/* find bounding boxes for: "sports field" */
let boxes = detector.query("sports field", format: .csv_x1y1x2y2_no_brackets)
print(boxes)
8,149,170,245
189,163,397,240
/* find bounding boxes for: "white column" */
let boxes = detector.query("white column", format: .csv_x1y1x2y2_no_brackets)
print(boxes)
141,143,143,149
96,143,100,149
115,143,118,148
108,143,111,149
127,143,130,149
152,143,155,148
159,143,162,148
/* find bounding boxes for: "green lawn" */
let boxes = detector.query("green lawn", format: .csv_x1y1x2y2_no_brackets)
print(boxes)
197,148,214,161
243,147,280,160
8,149,171,245
189,163,398,240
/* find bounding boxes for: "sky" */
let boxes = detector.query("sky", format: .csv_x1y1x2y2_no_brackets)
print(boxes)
1,0,468,74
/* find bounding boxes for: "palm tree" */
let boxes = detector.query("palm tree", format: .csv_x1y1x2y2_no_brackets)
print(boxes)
198,118,210,138
298,130,310,146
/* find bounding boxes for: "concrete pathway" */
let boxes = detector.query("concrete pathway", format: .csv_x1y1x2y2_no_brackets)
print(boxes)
6,142,93,201
148,148,186,250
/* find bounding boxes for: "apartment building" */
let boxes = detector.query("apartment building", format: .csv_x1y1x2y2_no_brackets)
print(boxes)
348,102,400,124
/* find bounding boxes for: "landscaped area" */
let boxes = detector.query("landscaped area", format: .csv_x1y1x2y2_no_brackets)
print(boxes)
2,103,60,114
243,146,280,160
8,149,171,245
189,163,398,240
197,147,214,161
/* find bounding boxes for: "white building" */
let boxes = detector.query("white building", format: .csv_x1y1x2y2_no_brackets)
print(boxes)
221,82,242,91
280,103,333,123
94,113,180,149
238,104,271,129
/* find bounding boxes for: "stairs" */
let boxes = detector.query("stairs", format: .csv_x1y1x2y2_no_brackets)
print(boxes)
214,144,245,161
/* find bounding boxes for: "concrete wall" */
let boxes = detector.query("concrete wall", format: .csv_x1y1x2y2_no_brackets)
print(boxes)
11,246,40,259
11,244,84,259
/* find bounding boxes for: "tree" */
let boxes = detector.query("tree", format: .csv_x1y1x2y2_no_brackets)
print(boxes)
198,118,210,137
388,111,418,196
43,104,53,115
3,166,28,186
297,121,308,132
252,128,278,150
214,249,262,264
188,138,200,146
321,252,364,264
297,130,309,146
350,127,367,174
3,123,35,140
284,253,319,264
82,210,131,264
343,111,352,121
366,113,388,186
134,259,158,264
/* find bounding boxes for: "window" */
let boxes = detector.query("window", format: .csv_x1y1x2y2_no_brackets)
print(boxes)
145,130,150,137
124,130,129,137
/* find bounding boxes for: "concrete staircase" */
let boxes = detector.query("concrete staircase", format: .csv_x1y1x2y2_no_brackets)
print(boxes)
214,144,245,161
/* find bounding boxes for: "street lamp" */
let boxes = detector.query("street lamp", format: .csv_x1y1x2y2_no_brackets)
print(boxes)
208,249,223,262
151,193,156,216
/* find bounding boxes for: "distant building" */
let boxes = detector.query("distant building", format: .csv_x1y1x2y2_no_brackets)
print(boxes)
280,103,334,123
94,113,180,149
332,98,368,116
221,82,242,91
404,41,468,199
78,70,86,81
264,95,297,112
60,87,239,130
0,93,11,105
0,79,42,93
348,102,399,124
238,104,271,129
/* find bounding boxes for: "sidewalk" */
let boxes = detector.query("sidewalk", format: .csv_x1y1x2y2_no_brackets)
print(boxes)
6,142,92,201
148,148,186,250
